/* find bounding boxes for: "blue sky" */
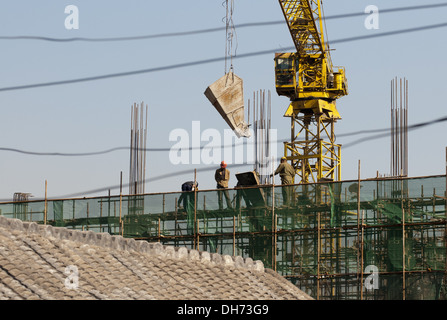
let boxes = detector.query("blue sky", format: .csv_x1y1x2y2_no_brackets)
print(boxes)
0,1,446,200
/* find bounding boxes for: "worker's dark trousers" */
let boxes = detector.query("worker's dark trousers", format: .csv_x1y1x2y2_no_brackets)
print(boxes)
217,186,232,210
180,193,195,234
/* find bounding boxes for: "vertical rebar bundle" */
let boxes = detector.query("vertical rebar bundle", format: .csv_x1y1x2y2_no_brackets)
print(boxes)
250,90,273,184
390,77,409,177
12,192,31,220
129,102,148,195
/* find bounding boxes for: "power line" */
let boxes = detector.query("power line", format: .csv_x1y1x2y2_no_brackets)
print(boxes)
1,113,445,156
330,22,447,45
0,146,129,157
1,4,447,199
1,114,446,201
1,21,447,93
343,115,447,148
322,3,447,21
1,3,446,43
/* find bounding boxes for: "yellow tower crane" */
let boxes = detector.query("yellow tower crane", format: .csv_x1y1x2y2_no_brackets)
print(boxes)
275,0,348,183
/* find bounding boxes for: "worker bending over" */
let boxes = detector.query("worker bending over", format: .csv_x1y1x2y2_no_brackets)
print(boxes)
177,180,198,234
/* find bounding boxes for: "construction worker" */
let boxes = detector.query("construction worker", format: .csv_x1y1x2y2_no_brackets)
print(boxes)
178,181,198,234
178,181,198,209
215,161,233,210
272,157,295,206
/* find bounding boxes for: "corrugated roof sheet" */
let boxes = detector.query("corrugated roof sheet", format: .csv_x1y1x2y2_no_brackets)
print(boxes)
0,216,312,300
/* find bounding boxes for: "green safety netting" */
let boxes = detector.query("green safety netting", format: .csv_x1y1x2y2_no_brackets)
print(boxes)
1,175,446,300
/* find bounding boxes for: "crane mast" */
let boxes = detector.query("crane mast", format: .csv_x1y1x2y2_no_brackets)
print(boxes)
275,0,348,184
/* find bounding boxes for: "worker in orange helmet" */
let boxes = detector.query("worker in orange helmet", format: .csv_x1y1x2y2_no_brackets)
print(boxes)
215,161,233,210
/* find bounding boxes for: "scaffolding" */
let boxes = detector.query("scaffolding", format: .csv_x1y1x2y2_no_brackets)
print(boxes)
1,174,446,300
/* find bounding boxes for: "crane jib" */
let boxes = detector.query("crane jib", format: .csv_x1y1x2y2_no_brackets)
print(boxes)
278,0,325,55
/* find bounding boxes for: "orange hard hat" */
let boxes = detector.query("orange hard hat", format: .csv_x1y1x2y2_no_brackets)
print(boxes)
220,161,227,168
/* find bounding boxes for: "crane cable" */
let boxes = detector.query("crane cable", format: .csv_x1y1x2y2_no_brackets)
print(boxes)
224,0,238,75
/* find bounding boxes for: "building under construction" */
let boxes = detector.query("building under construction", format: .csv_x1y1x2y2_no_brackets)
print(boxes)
1,171,446,300
1,1,446,301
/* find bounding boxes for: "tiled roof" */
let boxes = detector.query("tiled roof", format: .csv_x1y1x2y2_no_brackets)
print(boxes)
0,216,312,300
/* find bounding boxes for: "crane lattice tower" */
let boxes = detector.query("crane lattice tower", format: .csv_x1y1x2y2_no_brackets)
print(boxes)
274,0,348,183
